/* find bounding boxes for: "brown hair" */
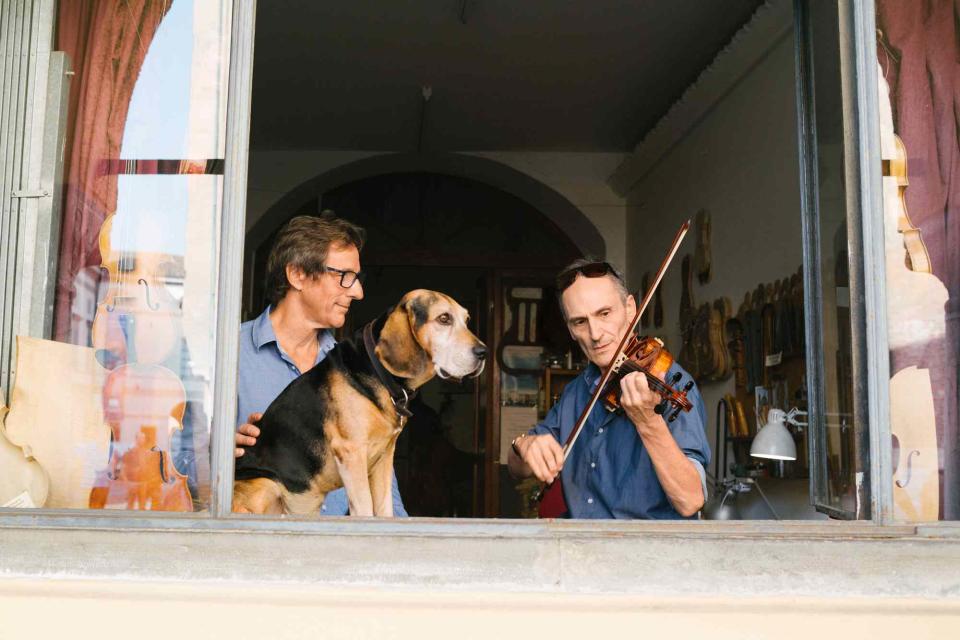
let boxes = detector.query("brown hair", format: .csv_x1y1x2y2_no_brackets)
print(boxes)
264,212,366,305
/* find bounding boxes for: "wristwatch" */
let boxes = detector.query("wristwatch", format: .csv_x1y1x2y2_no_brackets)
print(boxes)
511,433,528,457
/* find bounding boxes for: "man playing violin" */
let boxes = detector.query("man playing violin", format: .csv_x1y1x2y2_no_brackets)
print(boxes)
507,259,710,518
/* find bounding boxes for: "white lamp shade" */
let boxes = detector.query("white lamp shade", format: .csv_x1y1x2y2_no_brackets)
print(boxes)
750,409,797,460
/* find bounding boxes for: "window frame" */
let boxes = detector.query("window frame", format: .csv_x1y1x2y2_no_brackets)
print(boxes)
794,0,892,521
843,0,894,524
0,0,908,537
209,0,257,518
0,0,62,406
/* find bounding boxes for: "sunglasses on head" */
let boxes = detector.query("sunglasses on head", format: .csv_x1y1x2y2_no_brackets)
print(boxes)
555,261,620,292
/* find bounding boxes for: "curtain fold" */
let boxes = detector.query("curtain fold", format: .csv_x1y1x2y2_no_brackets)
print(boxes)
53,0,173,343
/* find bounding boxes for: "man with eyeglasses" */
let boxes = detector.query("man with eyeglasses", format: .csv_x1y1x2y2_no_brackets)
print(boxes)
507,259,709,519
233,213,407,516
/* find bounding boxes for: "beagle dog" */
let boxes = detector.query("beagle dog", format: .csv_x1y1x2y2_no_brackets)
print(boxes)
232,289,486,516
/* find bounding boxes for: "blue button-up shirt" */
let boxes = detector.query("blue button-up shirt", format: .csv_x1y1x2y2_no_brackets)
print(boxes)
237,307,408,516
530,362,710,519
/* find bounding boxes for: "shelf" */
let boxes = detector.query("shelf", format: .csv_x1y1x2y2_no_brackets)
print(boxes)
543,368,580,376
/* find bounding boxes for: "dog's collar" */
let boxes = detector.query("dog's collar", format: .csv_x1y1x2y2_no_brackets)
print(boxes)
363,321,415,420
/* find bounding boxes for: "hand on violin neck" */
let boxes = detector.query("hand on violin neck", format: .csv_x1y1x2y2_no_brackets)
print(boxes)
517,434,564,483
619,372,665,433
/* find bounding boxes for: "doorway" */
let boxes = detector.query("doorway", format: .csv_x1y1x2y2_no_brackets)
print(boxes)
247,171,582,516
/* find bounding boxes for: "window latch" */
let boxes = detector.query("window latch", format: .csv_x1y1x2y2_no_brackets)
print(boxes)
11,189,50,199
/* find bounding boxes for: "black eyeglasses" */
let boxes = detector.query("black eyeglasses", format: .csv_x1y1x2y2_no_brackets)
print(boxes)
555,261,621,292
323,265,366,288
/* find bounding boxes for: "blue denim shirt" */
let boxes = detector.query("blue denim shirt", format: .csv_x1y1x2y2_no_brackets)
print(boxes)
530,362,710,519
237,307,408,516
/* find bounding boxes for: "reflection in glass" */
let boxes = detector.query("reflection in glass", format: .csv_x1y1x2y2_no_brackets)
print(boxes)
0,1,230,512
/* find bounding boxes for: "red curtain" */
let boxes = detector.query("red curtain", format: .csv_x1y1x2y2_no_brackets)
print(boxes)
53,0,172,342
878,0,960,519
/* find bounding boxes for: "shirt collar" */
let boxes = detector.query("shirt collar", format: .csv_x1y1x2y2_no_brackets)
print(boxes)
583,362,602,390
251,306,278,351
251,306,336,354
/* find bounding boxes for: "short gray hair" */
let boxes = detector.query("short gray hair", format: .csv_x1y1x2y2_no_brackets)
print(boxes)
554,257,629,318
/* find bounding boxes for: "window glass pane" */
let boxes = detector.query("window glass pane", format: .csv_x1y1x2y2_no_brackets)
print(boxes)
1,0,231,512
801,1,862,517
877,4,960,522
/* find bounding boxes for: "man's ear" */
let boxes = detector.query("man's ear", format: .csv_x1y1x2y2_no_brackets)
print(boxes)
285,264,305,292
625,293,638,318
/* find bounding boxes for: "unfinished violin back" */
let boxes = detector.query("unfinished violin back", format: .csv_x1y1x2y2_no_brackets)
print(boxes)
0,405,49,508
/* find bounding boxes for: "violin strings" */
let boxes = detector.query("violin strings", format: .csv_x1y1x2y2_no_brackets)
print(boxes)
616,360,687,407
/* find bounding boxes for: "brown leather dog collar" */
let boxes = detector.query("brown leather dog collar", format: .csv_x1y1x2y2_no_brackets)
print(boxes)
363,321,415,420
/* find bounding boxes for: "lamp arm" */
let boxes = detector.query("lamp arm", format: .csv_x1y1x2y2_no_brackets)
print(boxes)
752,480,781,520
713,398,729,484
785,407,808,428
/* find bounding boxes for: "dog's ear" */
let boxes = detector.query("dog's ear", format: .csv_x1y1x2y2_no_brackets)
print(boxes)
376,295,432,380
404,292,432,339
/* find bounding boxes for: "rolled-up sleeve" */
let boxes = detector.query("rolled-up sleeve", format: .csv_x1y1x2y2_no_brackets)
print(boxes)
668,368,711,470
528,397,563,444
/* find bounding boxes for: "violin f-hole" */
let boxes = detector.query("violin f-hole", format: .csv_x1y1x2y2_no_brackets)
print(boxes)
138,278,160,311
895,449,919,488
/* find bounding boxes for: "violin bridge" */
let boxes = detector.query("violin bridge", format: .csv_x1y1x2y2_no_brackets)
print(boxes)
611,353,628,373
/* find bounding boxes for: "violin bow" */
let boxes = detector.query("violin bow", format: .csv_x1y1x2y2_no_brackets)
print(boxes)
558,220,690,463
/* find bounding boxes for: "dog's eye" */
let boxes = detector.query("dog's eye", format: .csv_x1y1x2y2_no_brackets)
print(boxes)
436,313,452,325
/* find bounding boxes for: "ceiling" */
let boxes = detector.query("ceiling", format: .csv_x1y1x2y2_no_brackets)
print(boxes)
251,0,765,152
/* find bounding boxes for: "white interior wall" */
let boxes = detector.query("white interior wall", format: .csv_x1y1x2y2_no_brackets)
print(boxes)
245,151,627,268
245,149,382,232
621,34,808,509
465,151,627,270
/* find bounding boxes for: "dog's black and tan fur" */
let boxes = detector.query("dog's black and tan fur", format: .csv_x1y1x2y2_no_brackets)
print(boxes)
232,289,485,516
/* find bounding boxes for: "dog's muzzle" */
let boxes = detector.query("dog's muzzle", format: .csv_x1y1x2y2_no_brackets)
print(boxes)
468,344,487,378
436,343,486,381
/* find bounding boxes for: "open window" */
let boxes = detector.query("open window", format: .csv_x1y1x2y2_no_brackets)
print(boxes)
3,0,943,531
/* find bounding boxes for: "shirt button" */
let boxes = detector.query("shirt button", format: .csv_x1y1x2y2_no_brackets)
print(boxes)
587,498,594,504
598,428,604,434
591,462,596,469
321,505,327,511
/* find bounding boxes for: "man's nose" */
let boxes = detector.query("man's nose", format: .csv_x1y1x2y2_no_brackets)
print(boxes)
349,279,364,300
587,319,603,341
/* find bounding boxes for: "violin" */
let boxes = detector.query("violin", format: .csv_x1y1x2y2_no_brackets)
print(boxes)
91,214,182,368
887,135,932,274
87,213,193,512
600,335,693,419
88,362,193,511
880,126,941,520
537,221,691,518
